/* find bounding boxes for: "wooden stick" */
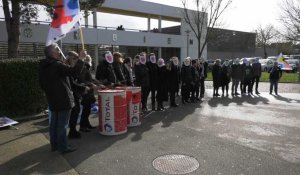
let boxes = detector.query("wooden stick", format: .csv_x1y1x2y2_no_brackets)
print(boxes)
79,27,85,50
56,45,66,60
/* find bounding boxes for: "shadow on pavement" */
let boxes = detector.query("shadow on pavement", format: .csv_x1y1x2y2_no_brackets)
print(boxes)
207,95,269,107
0,96,198,173
64,99,198,167
273,94,300,103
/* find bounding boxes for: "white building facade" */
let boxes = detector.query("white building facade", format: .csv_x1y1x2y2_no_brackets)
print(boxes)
0,0,207,64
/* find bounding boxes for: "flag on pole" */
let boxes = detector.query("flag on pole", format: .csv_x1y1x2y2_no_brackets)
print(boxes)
277,53,292,71
46,0,81,46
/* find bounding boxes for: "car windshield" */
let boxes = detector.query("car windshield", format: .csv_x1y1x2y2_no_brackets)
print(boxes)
259,59,268,64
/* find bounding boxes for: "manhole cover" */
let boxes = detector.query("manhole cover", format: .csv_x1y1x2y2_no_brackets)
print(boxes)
152,154,199,174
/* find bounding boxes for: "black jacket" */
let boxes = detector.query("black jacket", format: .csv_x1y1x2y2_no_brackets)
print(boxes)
269,66,282,80
157,66,168,101
134,64,150,87
39,57,84,112
122,64,134,86
147,62,159,90
220,65,231,85
231,64,243,79
244,65,254,80
181,65,193,85
113,62,126,84
79,64,96,105
96,61,117,85
167,63,180,92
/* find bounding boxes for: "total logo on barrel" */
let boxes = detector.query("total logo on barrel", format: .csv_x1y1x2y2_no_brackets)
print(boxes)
116,86,142,127
98,90,127,135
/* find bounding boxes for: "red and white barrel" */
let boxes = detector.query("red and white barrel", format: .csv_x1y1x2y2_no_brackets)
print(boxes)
98,89,127,135
116,86,142,127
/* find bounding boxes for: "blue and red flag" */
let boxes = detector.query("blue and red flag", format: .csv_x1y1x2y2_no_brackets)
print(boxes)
277,53,292,71
46,0,81,46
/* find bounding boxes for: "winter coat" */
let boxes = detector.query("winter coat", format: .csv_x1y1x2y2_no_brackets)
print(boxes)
243,65,254,80
96,60,117,85
39,57,84,112
269,66,282,80
231,64,243,80
167,63,180,92
203,61,208,79
220,65,231,85
79,64,96,105
212,64,221,87
157,66,169,101
181,65,193,85
147,62,159,90
122,64,134,86
191,66,200,86
252,62,262,77
113,62,126,84
134,64,150,87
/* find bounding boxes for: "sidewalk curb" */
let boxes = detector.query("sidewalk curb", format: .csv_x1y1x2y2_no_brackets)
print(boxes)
14,112,48,122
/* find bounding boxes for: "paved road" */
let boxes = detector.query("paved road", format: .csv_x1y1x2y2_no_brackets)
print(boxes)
0,83,300,175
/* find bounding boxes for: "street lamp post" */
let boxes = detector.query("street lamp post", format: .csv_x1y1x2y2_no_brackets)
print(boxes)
185,30,191,57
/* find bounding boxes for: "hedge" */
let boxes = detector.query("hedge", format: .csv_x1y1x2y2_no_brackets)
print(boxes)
0,58,47,118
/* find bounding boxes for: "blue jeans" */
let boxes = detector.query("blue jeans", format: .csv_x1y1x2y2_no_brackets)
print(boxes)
49,110,71,152
270,79,278,94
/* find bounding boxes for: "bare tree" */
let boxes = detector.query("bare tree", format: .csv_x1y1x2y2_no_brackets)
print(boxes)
255,24,279,59
279,0,300,43
181,0,232,58
1,0,105,58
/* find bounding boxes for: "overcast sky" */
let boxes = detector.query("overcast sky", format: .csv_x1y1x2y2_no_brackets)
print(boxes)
142,0,283,32
0,0,283,33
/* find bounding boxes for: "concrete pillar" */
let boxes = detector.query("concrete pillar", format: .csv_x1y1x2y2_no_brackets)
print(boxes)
158,48,162,58
158,16,162,32
95,44,99,67
93,8,97,28
147,15,151,32
84,10,89,28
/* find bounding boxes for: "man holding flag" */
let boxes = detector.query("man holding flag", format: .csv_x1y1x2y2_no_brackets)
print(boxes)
39,0,86,154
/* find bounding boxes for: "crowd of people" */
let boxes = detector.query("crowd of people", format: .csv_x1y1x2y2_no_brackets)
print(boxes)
95,52,209,112
211,58,282,97
39,44,283,154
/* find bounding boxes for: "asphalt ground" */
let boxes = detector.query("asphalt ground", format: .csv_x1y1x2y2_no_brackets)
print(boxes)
0,82,299,175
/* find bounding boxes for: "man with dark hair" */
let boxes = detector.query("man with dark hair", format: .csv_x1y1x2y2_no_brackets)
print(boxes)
123,57,134,86
113,52,126,85
252,58,262,94
269,61,282,95
39,43,86,154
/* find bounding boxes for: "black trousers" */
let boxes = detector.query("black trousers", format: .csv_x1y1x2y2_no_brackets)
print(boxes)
252,76,260,92
141,86,150,109
181,84,191,102
200,78,205,96
191,84,199,101
243,78,253,93
69,97,80,132
169,91,176,105
80,101,92,128
150,89,157,108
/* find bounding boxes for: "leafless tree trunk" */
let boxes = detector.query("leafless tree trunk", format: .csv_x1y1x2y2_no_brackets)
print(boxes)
1,0,105,58
255,25,279,58
181,0,232,58
279,0,300,43
3,0,21,58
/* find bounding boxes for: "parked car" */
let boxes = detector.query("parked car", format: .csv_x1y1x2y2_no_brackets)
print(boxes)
207,60,215,70
286,59,300,73
240,57,256,65
289,55,300,62
267,56,277,61
259,59,274,72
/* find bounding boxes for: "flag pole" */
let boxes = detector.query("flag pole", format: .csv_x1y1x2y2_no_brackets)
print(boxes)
57,45,66,60
79,26,85,50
